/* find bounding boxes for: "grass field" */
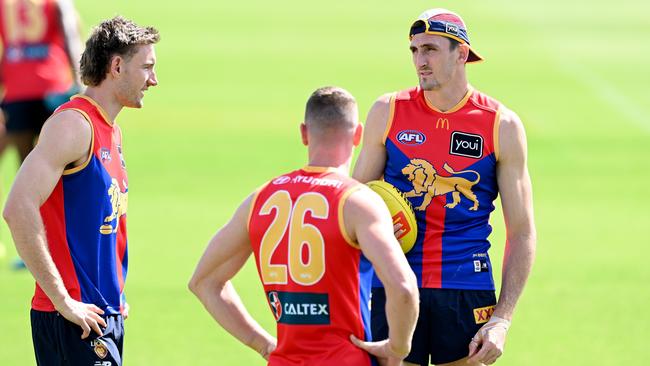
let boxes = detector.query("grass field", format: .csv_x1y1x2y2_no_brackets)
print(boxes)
1,0,648,364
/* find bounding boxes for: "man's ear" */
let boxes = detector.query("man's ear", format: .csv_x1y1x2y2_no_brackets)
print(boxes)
109,55,123,78
300,122,308,146
457,43,470,64
353,123,363,146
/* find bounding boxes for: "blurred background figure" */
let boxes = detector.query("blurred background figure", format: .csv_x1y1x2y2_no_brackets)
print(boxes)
0,0,83,268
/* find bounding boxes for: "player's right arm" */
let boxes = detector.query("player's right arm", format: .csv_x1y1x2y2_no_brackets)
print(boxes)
345,187,419,364
188,195,276,360
352,94,392,183
2,110,106,339
55,0,83,86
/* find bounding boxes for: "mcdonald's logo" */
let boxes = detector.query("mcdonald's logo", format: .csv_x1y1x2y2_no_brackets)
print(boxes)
436,118,449,130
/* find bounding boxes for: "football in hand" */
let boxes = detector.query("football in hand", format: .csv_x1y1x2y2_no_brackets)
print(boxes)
367,180,417,253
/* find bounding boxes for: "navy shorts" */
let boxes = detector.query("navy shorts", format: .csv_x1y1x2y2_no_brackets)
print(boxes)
31,309,124,366
2,89,76,134
371,288,496,365
2,99,51,134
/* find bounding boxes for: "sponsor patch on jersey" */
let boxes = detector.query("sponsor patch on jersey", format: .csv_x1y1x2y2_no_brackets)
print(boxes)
397,130,426,145
472,253,489,273
272,176,291,185
473,259,489,273
450,131,483,159
292,175,343,188
266,291,330,325
473,305,495,324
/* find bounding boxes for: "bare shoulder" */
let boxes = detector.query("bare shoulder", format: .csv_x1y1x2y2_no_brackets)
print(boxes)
499,105,526,139
344,185,391,223
37,110,92,164
41,110,91,140
365,93,394,132
498,105,527,160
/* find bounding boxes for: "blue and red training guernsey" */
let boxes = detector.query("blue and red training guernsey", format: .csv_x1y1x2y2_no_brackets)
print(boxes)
381,86,501,290
35,95,128,315
0,0,74,102
248,166,375,366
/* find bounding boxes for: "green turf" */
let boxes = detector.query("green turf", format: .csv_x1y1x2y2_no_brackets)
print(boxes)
1,0,648,364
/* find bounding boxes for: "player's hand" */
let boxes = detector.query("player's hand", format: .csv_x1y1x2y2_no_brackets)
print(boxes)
350,335,407,366
393,222,405,240
467,316,510,365
122,302,130,320
56,297,107,339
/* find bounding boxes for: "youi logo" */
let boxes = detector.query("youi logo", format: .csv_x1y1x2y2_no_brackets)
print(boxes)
397,130,426,145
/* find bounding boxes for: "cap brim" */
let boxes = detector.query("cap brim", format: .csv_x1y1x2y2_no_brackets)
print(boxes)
467,47,484,63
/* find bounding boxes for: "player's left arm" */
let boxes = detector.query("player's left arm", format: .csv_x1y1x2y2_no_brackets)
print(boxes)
188,194,276,360
469,107,537,365
55,0,83,86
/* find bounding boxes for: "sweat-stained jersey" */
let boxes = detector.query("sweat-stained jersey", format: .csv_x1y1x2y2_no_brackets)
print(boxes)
0,0,74,102
248,166,375,366
381,86,501,290
35,95,128,315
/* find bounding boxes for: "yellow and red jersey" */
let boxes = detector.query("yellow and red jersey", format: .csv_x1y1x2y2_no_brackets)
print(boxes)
248,166,375,366
0,0,74,102
382,86,501,290
36,95,128,314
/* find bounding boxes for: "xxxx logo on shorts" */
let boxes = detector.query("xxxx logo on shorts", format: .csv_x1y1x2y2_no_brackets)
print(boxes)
473,305,495,324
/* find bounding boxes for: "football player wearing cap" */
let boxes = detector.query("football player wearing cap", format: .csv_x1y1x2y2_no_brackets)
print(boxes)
352,8,536,366
190,87,419,366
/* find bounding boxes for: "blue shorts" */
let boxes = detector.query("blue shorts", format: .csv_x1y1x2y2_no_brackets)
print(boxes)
31,309,124,366
371,288,496,365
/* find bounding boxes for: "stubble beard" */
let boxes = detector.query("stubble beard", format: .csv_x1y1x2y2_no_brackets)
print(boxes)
419,76,441,91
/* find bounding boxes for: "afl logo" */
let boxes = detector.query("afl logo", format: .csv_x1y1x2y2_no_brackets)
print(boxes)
268,291,282,321
272,176,291,185
397,130,426,145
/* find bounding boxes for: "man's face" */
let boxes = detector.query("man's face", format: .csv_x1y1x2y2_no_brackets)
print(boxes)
116,44,158,108
410,34,460,91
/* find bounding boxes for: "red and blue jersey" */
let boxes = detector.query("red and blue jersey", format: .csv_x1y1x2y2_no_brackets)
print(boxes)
381,86,501,290
0,0,74,102
35,95,128,315
248,167,375,366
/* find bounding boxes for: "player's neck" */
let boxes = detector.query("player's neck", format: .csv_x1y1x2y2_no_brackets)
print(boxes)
84,87,123,123
307,146,352,174
423,78,470,112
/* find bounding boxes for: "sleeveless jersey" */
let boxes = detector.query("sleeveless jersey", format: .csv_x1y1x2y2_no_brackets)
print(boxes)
0,0,74,102
248,166,374,366
382,86,501,290
35,95,128,315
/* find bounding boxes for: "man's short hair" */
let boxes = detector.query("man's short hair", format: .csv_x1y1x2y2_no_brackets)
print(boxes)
448,38,459,51
80,16,160,86
304,87,357,132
